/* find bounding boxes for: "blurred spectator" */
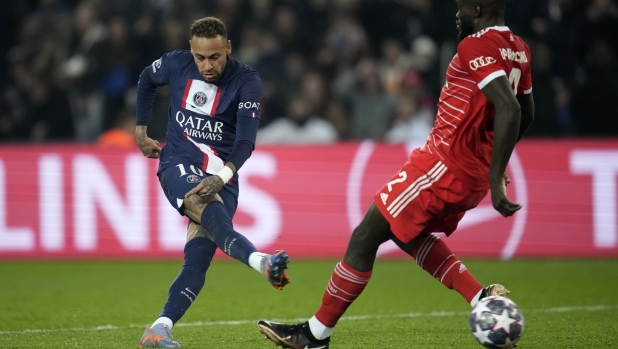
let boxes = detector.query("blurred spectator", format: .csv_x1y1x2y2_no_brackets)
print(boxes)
272,6,311,55
544,0,584,82
161,18,188,53
409,36,439,98
526,42,572,136
61,0,107,142
132,12,161,75
0,89,19,141
248,0,275,28
101,15,135,130
301,71,348,139
257,96,338,144
10,66,74,142
324,14,369,68
301,72,328,117
577,0,618,65
384,95,433,144
572,40,618,136
378,39,413,96
235,22,263,67
97,109,138,148
356,0,408,54
1,0,617,143
252,31,285,80
334,57,397,140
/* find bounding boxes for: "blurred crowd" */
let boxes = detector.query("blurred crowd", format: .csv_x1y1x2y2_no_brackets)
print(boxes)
0,0,617,146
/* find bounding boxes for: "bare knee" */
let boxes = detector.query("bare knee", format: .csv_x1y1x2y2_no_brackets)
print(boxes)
348,222,378,254
183,194,223,223
186,221,214,243
392,231,428,256
343,204,394,270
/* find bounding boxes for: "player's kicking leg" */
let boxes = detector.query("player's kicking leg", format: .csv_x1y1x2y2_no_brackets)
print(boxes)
185,220,289,289
258,203,393,348
160,165,290,291
372,156,511,308
184,191,290,290
393,232,510,308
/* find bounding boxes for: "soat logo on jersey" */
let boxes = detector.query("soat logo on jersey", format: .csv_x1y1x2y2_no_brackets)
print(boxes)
187,174,201,183
193,92,208,107
238,101,260,110
469,56,497,71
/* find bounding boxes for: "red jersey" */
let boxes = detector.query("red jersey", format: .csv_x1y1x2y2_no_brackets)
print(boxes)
424,26,532,191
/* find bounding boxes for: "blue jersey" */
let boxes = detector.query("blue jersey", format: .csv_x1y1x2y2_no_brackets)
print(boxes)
136,50,262,189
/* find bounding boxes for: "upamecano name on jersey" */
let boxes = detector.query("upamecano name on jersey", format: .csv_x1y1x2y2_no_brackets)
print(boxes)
498,48,528,63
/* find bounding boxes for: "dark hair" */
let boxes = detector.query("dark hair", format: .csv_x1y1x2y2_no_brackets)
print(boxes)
190,17,227,40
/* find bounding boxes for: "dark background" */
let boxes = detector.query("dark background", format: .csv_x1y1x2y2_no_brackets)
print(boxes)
1,0,616,144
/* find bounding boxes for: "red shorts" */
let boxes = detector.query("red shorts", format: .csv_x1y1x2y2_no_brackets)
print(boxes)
374,148,488,243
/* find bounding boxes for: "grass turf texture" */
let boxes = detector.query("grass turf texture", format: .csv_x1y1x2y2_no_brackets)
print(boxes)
1,259,617,348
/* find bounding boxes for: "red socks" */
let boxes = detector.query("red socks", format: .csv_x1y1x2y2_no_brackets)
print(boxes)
315,261,372,327
313,235,482,328
413,234,483,303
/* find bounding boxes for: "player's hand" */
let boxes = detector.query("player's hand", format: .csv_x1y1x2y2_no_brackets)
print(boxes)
490,181,522,218
185,175,224,198
135,126,161,159
136,136,161,158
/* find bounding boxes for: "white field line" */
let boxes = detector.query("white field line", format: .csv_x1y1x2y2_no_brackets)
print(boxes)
1,304,616,336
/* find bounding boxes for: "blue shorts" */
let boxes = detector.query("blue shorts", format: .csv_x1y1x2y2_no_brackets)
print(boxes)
158,160,239,219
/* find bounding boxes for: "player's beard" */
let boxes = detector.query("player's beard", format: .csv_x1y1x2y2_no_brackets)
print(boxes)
458,19,475,41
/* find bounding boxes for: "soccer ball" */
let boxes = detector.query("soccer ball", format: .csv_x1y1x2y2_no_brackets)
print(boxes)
469,296,524,348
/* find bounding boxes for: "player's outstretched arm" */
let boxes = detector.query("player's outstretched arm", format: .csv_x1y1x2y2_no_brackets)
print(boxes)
482,76,522,217
135,125,161,159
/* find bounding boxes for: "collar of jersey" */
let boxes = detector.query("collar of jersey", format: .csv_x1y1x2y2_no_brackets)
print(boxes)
488,25,510,32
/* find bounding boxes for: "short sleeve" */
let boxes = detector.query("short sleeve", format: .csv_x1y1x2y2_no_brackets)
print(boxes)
236,72,263,120
457,37,506,90
517,45,533,95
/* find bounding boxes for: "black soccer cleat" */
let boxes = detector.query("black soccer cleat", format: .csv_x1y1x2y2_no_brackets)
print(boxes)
257,320,330,349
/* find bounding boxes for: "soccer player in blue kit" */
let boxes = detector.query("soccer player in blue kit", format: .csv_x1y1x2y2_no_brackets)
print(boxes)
135,17,290,348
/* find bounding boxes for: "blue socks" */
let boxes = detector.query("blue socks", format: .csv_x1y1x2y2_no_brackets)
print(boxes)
160,237,216,324
200,201,257,265
200,201,257,266
160,202,258,324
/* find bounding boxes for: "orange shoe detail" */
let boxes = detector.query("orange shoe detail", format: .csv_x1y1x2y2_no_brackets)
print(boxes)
140,331,168,346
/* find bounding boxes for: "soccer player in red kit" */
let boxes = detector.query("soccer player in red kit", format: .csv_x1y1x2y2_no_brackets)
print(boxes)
257,0,534,348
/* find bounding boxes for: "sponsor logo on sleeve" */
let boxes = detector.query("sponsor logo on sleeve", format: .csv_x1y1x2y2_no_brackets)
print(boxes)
151,58,162,73
469,56,497,71
238,101,261,110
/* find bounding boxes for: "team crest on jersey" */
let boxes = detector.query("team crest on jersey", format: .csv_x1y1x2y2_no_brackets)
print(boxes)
187,174,201,183
193,91,208,107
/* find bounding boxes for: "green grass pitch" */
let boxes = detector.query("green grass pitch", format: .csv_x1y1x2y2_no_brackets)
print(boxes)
1,259,617,348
